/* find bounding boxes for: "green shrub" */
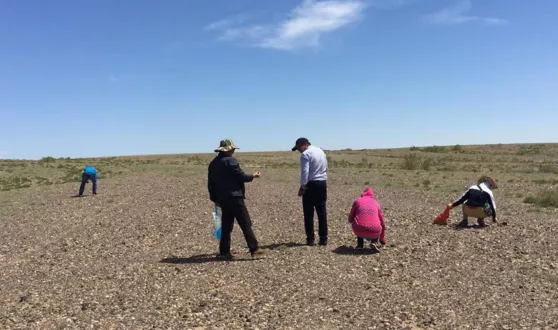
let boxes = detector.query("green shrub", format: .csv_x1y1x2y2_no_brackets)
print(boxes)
402,153,432,171
422,145,446,153
517,145,543,155
523,188,558,208
62,168,82,182
523,196,536,204
421,158,432,171
402,153,420,170
0,176,33,191
39,156,56,163
538,164,558,174
532,179,558,185
355,157,369,168
439,165,457,172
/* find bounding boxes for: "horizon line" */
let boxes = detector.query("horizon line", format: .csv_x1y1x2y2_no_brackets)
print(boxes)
1,141,556,161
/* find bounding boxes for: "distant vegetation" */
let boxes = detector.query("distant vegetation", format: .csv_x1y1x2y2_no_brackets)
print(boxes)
409,145,463,153
402,153,432,171
524,188,558,208
516,144,545,155
538,164,558,174
2,143,558,192
38,156,57,163
0,177,33,191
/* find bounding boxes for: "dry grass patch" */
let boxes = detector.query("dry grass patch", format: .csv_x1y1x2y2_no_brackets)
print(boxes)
524,188,558,208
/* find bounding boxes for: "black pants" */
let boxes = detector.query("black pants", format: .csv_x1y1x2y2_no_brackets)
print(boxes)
219,197,259,255
357,237,378,248
302,180,328,241
79,173,97,196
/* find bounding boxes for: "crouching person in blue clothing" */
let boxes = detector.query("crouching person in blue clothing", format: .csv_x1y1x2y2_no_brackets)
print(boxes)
78,166,98,196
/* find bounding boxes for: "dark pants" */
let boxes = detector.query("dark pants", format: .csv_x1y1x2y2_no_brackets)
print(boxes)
79,173,97,196
357,237,379,248
219,197,259,255
302,180,328,242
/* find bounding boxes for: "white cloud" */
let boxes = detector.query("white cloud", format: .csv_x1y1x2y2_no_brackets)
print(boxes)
204,14,253,31
424,0,508,26
205,0,368,50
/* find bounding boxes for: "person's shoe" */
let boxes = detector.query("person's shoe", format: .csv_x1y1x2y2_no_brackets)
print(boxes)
457,219,468,228
250,248,266,258
477,219,487,227
318,238,328,246
306,238,315,246
370,242,381,253
217,252,235,260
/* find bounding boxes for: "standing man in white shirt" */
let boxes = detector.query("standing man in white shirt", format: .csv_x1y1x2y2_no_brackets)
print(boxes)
291,137,329,246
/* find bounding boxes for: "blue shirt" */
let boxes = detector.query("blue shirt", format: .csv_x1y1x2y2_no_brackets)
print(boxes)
83,166,97,175
300,145,328,185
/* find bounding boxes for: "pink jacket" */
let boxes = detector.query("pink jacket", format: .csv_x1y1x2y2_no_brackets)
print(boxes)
348,187,386,243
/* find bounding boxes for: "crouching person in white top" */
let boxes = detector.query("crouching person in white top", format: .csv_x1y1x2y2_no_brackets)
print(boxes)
291,137,329,246
449,175,498,228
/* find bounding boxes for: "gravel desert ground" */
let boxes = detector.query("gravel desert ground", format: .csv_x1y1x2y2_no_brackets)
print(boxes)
1,144,557,329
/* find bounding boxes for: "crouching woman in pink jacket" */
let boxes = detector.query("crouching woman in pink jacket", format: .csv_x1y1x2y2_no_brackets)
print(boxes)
348,187,386,252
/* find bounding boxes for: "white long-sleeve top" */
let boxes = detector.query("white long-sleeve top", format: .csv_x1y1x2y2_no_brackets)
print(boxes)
299,145,328,185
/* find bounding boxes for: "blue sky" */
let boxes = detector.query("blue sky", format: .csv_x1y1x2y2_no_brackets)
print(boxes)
1,0,557,159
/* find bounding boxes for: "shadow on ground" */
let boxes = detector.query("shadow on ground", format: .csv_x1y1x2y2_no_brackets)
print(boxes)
259,242,306,250
451,223,503,230
160,242,305,264
160,254,254,264
332,245,380,255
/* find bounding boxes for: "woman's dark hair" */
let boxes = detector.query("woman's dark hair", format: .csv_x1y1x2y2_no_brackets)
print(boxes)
477,175,497,188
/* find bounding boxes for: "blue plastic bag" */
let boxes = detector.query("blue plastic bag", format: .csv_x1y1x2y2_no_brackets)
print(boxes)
212,206,222,240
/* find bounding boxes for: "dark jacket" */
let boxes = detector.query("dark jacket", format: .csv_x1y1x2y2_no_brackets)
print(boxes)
208,153,254,203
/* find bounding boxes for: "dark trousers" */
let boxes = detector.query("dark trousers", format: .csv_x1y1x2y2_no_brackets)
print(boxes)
79,173,97,196
357,237,379,248
302,180,328,242
219,197,259,254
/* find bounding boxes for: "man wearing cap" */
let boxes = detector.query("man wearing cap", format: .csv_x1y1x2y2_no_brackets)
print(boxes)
292,137,329,246
207,139,266,259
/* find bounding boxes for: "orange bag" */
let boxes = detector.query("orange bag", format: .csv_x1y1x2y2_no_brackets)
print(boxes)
433,205,451,225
